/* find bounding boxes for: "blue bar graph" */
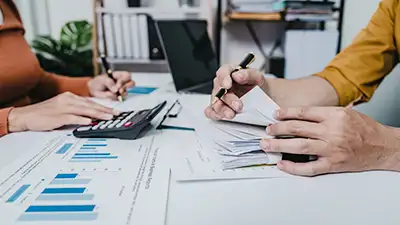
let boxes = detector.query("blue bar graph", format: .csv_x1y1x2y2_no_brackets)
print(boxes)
78,149,100,152
50,179,91,185
82,144,107,147
42,188,85,194
72,156,118,159
80,147,96,150
18,212,98,221
26,205,95,212
6,184,30,203
55,173,78,179
69,160,101,163
88,138,106,142
36,194,94,201
56,143,73,154
75,153,111,156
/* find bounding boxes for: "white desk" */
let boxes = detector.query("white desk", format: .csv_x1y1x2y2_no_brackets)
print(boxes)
2,72,400,225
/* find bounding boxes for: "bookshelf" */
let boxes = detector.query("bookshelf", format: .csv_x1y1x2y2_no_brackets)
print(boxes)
92,0,208,73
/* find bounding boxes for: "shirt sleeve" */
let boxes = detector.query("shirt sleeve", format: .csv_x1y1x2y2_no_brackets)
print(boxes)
315,0,399,106
29,72,92,102
0,107,13,137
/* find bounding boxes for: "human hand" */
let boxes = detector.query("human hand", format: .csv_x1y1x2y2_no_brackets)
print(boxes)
8,92,120,132
260,107,400,176
204,64,265,120
88,71,135,100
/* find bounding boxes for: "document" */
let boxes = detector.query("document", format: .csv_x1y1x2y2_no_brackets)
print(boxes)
0,131,171,225
171,93,289,181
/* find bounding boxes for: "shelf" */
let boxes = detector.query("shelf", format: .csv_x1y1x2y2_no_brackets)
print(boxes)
96,7,202,15
225,11,283,22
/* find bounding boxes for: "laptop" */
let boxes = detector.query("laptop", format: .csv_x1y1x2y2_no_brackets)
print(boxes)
155,20,219,94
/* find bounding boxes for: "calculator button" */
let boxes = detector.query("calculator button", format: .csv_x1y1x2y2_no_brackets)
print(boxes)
100,120,113,129
77,126,91,132
92,121,105,130
108,120,120,129
124,122,133,127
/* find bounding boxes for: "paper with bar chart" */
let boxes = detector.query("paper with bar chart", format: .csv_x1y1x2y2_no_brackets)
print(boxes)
0,132,170,225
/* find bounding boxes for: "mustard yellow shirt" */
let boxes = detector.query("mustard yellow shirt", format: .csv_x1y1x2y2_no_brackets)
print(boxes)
315,0,399,106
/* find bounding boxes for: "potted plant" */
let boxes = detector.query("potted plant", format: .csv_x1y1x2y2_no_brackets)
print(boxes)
32,20,95,77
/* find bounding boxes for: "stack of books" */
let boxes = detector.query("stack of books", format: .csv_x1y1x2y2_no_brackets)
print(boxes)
284,0,336,21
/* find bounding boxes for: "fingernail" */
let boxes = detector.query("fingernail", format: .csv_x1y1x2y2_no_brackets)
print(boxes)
266,126,271,134
274,110,280,119
104,114,113,120
224,110,234,119
260,139,270,151
232,100,242,111
113,109,121,115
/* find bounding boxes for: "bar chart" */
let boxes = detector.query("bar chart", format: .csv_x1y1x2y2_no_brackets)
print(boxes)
18,173,98,222
69,138,119,163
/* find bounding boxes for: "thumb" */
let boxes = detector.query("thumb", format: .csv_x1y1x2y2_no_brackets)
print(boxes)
232,68,264,86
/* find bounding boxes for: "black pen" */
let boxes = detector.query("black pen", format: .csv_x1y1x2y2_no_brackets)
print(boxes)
212,53,256,104
100,54,124,102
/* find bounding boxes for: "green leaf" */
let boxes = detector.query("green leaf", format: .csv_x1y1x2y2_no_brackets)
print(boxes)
60,20,93,51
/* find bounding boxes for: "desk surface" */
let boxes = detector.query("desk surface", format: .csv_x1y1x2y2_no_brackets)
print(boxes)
2,72,400,225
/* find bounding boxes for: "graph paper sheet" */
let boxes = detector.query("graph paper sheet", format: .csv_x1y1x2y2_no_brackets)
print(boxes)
0,131,171,225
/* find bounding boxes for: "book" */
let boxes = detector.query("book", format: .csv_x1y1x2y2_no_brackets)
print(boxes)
129,15,141,59
138,14,149,59
113,14,125,58
122,14,134,58
103,14,116,58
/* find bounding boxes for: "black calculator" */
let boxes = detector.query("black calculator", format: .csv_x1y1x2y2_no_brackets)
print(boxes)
73,101,167,140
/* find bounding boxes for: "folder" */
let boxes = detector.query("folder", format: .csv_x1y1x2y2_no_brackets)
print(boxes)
122,14,134,58
113,14,125,58
146,16,165,60
138,14,149,59
103,14,116,58
130,15,141,59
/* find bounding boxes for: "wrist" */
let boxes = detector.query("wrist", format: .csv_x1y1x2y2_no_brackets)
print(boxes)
380,126,400,171
8,107,28,133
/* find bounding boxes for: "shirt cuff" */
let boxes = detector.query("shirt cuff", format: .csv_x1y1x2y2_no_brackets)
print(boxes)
314,67,366,106
0,107,14,137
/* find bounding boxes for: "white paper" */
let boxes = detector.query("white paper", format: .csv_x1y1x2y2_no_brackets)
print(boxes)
0,132,170,225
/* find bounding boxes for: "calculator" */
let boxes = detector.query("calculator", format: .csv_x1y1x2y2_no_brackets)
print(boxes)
73,101,167,140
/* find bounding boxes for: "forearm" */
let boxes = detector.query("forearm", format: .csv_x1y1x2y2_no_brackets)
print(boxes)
260,76,339,108
382,126,400,172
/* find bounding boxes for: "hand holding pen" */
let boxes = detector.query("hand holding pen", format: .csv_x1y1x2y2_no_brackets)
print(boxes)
92,54,135,102
205,53,265,120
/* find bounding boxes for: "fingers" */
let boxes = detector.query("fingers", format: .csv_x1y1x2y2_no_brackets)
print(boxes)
275,107,333,122
113,71,134,93
216,64,235,89
267,120,325,139
100,76,119,93
64,94,119,120
91,91,118,100
277,160,328,177
64,115,92,126
231,68,264,86
221,92,242,112
260,138,328,156
204,107,223,120
211,100,235,119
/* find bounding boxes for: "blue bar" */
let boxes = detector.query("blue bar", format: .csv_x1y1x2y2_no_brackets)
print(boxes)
36,194,94,201
26,205,95,213
72,156,118,159
6,184,30,203
82,144,107,147
88,138,106,141
50,179,91,185
78,150,99,153
55,173,78,179
69,160,101,163
56,143,73,154
80,147,96,150
159,125,195,131
18,212,98,221
42,188,85,194
66,134,72,136
75,153,110,156
128,86,157,94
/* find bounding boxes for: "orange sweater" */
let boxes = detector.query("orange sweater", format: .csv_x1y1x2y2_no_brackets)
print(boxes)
0,0,91,137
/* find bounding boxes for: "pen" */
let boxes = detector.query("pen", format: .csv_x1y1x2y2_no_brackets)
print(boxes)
212,53,256,104
100,54,124,102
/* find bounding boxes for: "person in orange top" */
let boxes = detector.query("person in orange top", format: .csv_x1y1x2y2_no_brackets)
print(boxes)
206,0,400,176
0,1,135,137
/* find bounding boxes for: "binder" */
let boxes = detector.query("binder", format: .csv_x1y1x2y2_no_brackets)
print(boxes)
113,14,125,58
138,14,149,59
146,16,165,60
130,15,141,59
103,14,116,58
127,0,141,7
122,15,134,58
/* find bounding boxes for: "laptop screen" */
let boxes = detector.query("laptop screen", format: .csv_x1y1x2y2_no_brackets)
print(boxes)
156,20,219,91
